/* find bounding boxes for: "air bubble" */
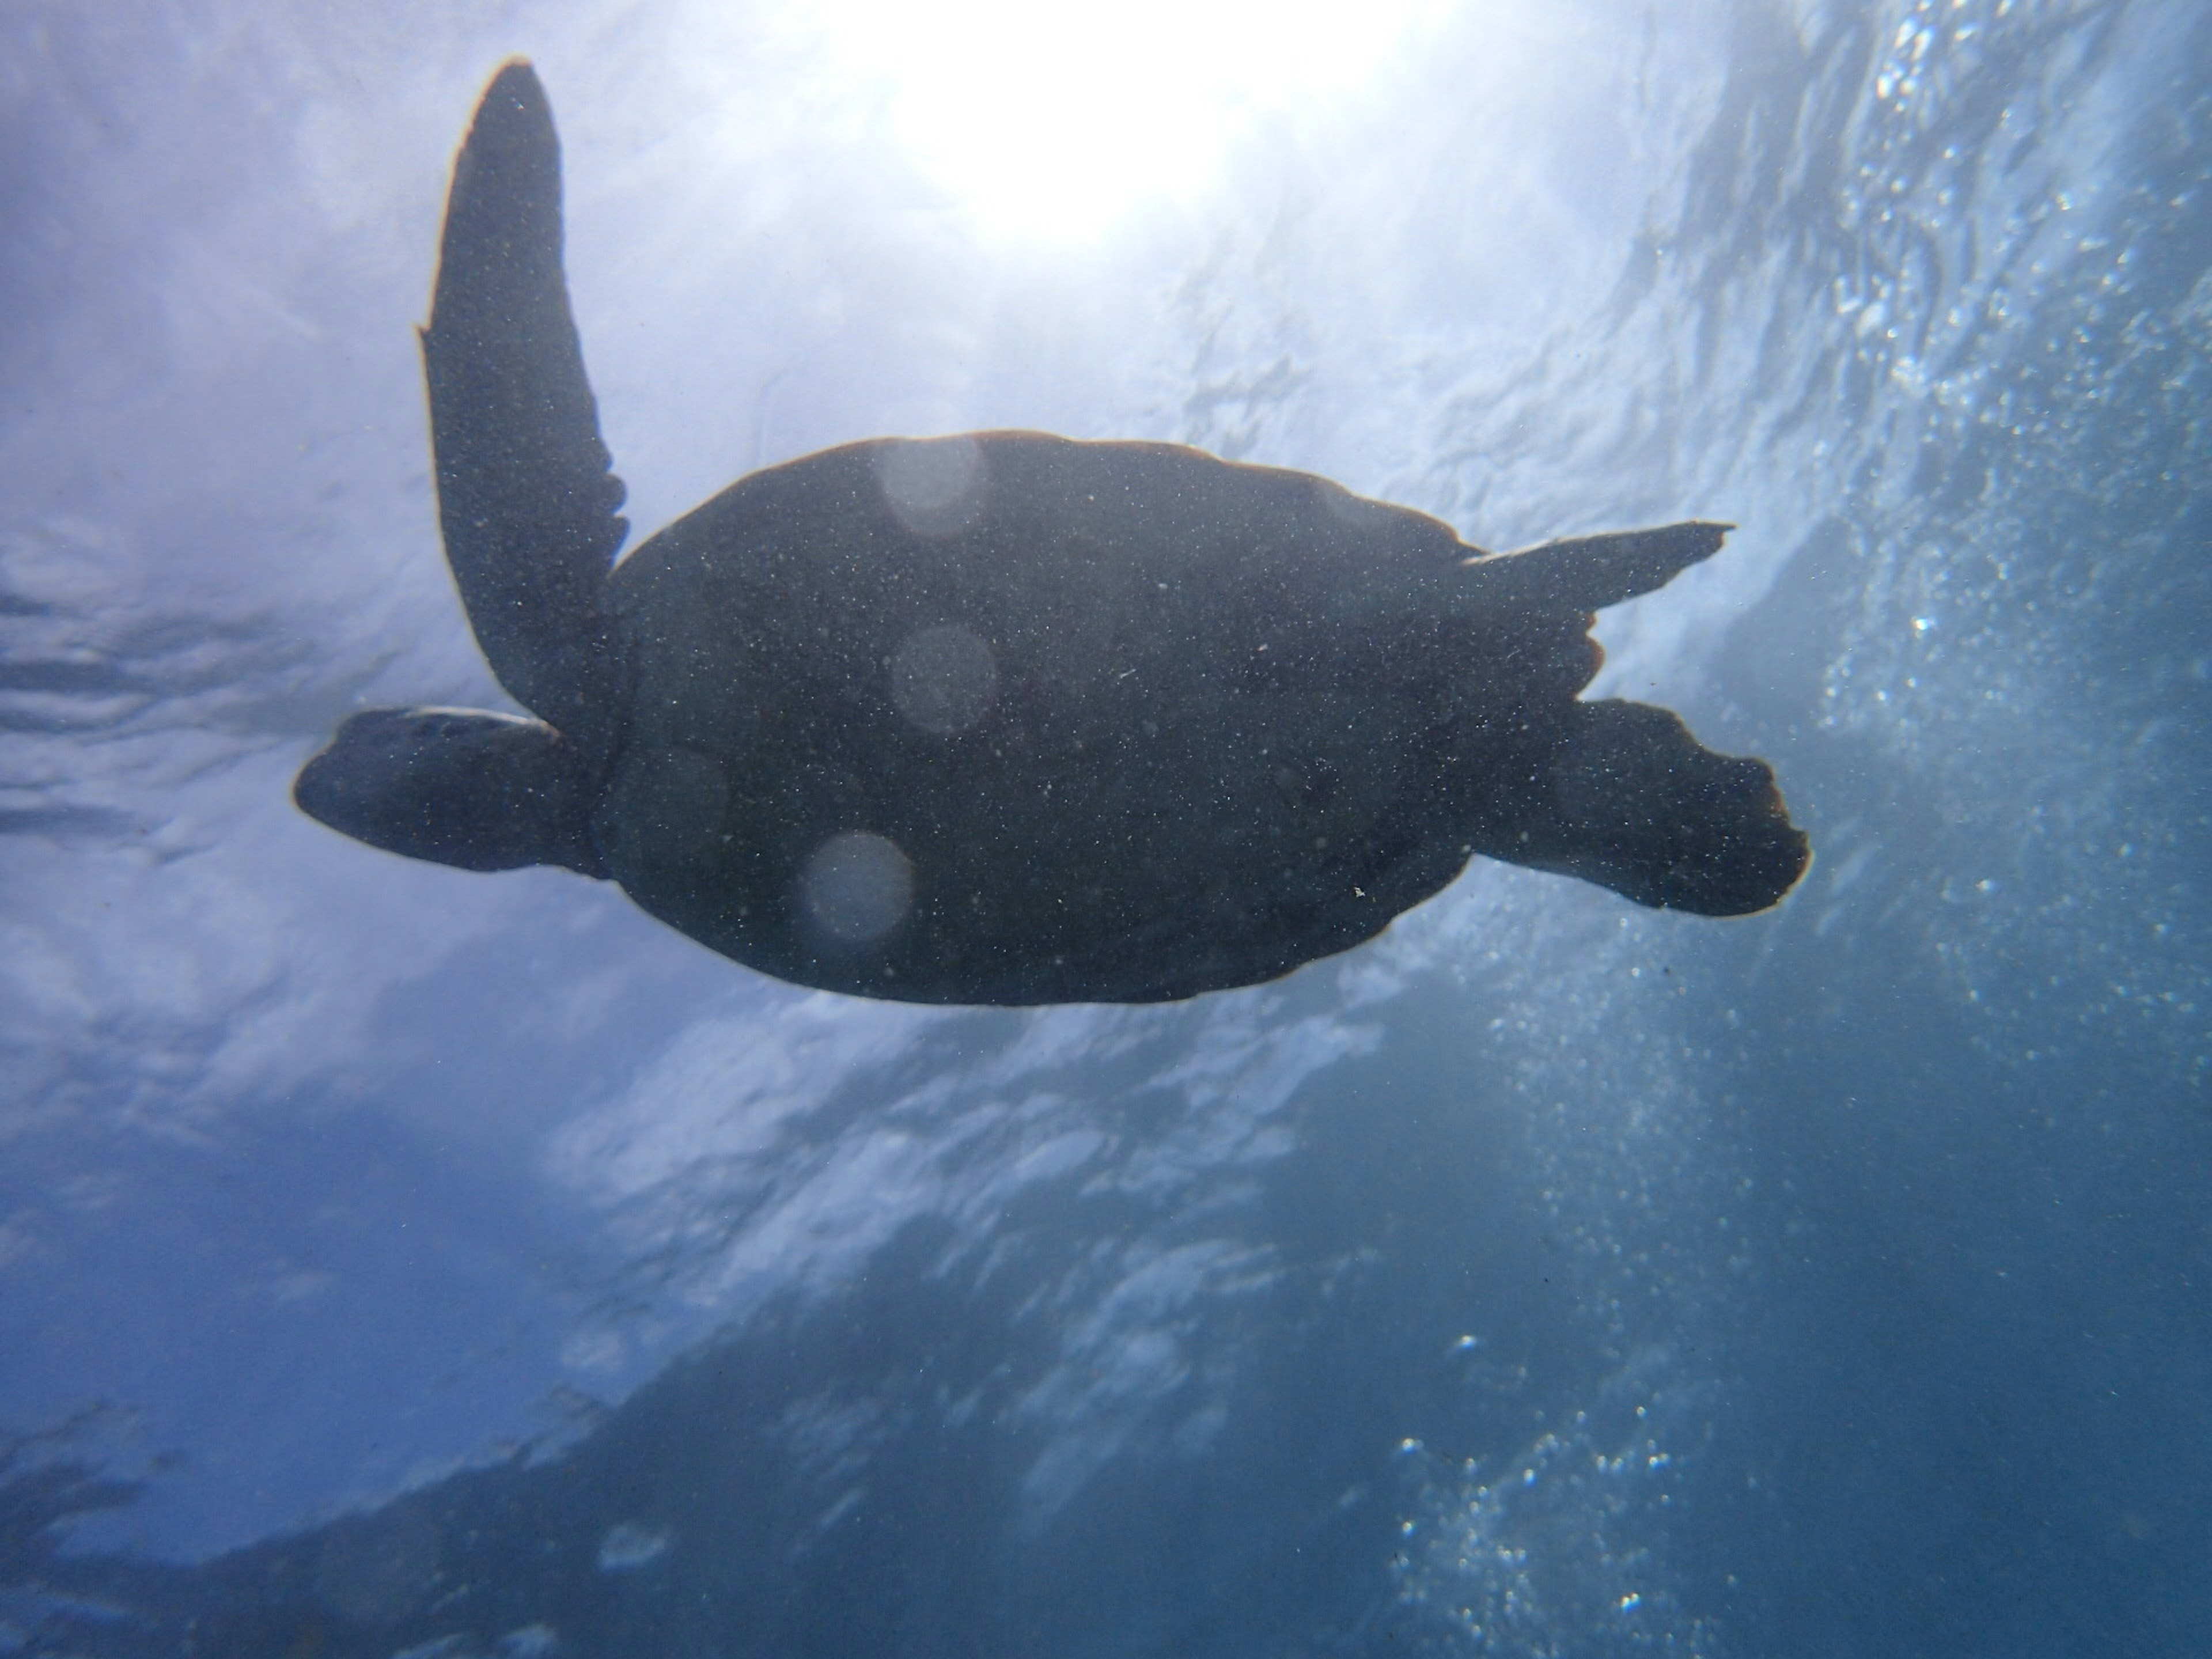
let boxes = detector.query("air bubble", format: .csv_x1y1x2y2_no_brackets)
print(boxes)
598,1522,672,1571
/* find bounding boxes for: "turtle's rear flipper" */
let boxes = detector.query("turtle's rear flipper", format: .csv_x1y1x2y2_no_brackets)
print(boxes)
422,61,628,741
1464,521,1732,613
1481,699,1808,915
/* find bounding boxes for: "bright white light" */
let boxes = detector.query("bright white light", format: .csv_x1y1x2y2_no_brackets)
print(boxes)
771,0,1446,240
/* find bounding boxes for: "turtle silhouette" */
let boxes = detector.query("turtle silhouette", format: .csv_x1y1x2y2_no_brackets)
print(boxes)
294,62,1808,1006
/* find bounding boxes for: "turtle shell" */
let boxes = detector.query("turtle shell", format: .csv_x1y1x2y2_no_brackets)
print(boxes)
594,430,1590,1004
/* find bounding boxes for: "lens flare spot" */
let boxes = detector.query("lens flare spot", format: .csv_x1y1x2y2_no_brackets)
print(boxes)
876,435,987,536
891,623,998,736
801,831,915,942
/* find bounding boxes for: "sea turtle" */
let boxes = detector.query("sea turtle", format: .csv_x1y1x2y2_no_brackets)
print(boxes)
294,62,1808,1006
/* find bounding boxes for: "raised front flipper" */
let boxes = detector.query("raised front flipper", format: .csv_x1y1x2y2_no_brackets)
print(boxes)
421,61,628,739
1476,699,1808,915
1463,521,1733,613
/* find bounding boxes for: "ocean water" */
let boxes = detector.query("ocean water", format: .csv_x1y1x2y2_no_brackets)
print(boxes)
2,1,2207,1655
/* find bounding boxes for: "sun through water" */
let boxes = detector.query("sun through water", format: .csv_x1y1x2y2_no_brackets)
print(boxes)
696,0,1454,243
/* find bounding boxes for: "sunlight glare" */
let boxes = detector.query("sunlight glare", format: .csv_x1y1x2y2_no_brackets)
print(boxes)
778,0,1446,240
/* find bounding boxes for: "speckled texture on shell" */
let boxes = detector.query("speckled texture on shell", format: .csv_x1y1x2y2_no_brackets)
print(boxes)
596,431,1585,1003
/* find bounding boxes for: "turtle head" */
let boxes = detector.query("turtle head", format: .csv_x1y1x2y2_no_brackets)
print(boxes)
294,706,608,879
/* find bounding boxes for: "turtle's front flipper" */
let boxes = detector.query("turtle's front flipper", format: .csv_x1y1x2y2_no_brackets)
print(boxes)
1463,521,1732,612
421,61,628,740
1475,699,1808,915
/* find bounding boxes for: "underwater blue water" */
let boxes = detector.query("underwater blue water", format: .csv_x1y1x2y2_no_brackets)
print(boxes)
2,0,2208,1654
